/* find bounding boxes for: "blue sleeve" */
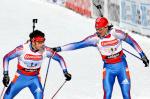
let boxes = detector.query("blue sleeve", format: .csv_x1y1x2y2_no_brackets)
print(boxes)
113,28,145,58
124,34,145,58
61,34,97,51
3,45,23,72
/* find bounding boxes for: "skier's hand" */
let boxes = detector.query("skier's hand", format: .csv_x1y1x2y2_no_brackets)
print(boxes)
63,70,71,81
51,47,61,52
142,56,149,67
108,24,113,30
96,5,101,9
64,73,71,81
3,72,10,87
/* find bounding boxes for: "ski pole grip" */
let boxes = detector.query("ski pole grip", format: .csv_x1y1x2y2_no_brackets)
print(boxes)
32,19,38,32
33,19,38,23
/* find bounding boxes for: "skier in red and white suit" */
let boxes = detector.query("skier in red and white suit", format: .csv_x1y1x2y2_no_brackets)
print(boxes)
3,30,71,99
52,17,149,99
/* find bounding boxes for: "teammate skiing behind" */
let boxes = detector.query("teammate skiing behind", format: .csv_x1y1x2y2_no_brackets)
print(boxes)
2,30,71,99
52,17,149,99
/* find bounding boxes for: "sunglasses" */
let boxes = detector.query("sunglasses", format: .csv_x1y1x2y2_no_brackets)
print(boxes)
96,27,107,31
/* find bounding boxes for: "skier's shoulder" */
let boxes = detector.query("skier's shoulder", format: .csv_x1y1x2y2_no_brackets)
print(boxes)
109,27,125,36
111,26,125,34
7,44,23,56
15,44,23,51
84,33,99,40
90,33,98,37
110,27,127,40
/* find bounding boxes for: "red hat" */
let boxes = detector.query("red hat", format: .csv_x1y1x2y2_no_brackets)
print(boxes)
95,17,108,29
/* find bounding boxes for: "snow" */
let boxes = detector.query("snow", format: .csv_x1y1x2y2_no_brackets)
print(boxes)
0,0,150,99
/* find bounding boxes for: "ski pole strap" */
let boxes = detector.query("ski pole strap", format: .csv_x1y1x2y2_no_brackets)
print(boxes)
123,48,142,60
51,80,67,99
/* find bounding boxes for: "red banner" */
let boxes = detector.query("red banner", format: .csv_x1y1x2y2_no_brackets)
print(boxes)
65,0,92,17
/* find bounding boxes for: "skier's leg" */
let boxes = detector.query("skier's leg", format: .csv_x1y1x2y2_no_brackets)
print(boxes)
4,73,25,99
103,68,115,99
29,76,43,99
117,67,131,99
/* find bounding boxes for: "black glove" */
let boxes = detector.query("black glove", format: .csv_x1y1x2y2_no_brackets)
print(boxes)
3,71,10,87
63,70,71,81
108,24,113,30
96,5,102,9
51,47,61,52
142,56,149,67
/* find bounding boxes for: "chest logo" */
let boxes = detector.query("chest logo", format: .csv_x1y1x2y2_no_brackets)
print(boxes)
24,54,42,61
101,39,118,46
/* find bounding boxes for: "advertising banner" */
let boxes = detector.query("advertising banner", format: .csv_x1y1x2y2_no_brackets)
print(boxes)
120,0,150,36
65,0,92,17
107,0,120,23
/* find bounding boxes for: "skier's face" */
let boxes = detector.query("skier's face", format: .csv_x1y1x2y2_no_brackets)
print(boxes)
96,26,108,37
32,41,45,50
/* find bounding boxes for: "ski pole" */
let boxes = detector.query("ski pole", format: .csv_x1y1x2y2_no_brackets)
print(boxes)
0,86,6,99
32,19,38,32
43,51,56,95
123,48,142,60
51,80,67,99
93,2,103,17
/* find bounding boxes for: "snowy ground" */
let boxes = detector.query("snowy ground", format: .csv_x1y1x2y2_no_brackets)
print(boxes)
0,0,150,99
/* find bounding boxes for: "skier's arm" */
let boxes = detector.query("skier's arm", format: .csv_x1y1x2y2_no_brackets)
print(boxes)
114,29,149,66
46,47,68,71
113,29,145,57
46,47,71,80
53,34,97,52
124,34,145,57
3,45,23,74
124,34,149,66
